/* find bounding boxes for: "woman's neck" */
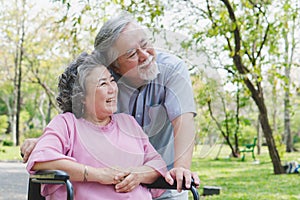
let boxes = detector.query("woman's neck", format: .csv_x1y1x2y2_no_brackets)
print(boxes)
83,115,111,126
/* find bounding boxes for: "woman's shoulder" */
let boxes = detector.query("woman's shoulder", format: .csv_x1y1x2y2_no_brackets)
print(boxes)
56,112,77,120
48,112,77,126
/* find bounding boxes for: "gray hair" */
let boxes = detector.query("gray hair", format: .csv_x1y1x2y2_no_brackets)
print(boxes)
56,51,106,118
94,12,136,68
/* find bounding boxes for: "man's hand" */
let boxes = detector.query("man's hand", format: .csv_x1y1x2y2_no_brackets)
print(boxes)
20,138,38,163
164,167,200,192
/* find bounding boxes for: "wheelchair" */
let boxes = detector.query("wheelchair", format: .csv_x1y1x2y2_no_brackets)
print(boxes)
28,170,199,200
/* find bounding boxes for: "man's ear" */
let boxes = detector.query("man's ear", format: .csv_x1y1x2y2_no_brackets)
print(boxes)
110,62,120,74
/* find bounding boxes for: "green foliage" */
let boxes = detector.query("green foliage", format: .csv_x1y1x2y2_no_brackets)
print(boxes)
274,134,286,158
24,128,43,139
0,115,8,134
2,140,13,146
0,145,22,161
239,125,257,144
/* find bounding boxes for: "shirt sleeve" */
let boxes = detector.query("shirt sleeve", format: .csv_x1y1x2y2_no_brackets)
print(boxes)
128,116,167,176
158,53,197,121
26,113,76,174
117,113,167,176
131,117,167,199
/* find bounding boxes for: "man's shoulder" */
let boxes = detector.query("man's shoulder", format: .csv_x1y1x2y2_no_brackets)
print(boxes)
156,51,183,66
155,51,188,78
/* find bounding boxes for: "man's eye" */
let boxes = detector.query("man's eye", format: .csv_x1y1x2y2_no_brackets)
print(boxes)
128,51,137,58
141,41,148,48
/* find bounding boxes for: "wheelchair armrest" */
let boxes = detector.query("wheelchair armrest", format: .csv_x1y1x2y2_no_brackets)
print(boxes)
30,170,73,200
144,176,199,200
31,170,70,182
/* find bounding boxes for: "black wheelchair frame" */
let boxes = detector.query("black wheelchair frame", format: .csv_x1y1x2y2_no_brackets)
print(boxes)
28,170,199,200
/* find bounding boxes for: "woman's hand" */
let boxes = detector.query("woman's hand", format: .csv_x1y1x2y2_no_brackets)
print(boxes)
114,171,141,193
94,167,130,185
20,138,38,163
114,166,160,193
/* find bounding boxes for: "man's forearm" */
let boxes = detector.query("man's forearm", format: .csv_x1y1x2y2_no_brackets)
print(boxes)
172,113,196,169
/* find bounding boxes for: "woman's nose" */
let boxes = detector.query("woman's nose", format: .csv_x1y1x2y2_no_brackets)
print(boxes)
108,83,117,93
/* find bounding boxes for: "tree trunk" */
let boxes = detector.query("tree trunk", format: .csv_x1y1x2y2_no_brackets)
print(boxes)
284,84,292,152
256,114,262,155
283,29,293,152
221,0,285,174
14,1,26,146
259,107,284,174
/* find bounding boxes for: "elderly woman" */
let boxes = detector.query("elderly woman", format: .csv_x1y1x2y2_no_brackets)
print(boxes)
26,51,167,200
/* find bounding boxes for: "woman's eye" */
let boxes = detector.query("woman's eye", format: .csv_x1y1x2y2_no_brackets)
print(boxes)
97,82,106,87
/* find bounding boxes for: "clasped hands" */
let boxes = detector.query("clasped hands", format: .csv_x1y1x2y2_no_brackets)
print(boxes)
101,167,144,193
106,166,200,193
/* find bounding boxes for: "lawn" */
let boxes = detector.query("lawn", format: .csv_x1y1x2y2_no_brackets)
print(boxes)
1,144,299,199
191,144,300,200
0,145,23,162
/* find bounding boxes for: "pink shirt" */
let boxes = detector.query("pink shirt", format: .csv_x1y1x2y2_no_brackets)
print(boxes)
27,112,167,200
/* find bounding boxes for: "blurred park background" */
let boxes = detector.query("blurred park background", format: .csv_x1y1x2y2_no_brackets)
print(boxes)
1,0,300,199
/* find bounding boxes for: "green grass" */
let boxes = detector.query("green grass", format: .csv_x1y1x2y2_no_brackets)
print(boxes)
191,145,300,200
1,144,300,199
0,145,23,162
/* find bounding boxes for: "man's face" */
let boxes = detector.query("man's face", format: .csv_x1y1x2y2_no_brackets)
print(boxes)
113,23,159,83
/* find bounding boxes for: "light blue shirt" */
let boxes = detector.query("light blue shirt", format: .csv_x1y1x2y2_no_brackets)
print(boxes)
113,51,196,169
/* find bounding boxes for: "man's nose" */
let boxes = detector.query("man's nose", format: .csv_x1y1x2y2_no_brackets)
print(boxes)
138,48,150,62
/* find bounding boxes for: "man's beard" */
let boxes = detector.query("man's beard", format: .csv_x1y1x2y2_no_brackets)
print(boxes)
137,55,159,81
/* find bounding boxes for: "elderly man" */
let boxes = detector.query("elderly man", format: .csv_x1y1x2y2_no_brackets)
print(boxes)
21,13,199,200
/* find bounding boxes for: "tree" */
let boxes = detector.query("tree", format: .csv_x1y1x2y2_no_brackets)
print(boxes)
280,1,299,152
9,0,26,146
206,0,284,173
166,0,290,174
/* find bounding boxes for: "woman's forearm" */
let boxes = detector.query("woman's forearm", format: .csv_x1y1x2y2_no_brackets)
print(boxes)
32,159,130,185
33,159,88,182
132,166,161,184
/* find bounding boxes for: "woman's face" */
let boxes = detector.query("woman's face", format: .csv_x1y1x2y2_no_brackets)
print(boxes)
84,66,118,121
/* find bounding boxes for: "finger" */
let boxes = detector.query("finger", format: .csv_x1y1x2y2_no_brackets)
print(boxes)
192,172,200,187
174,169,184,192
164,171,174,185
20,143,28,157
115,183,135,193
115,174,131,189
183,170,192,189
114,171,130,183
22,155,28,163
22,145,33,163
